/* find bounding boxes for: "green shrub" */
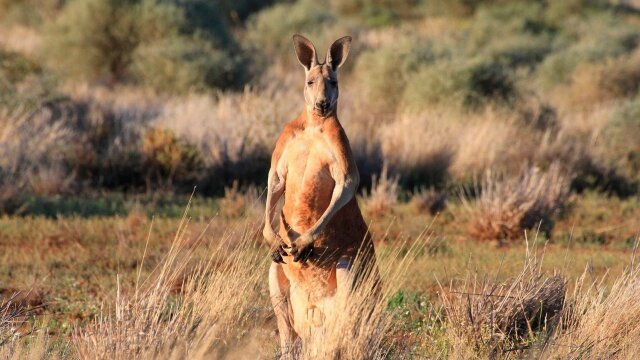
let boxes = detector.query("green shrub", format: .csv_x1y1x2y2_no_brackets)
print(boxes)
463,2,555,69
544,0,604,24
482,34,552,69
601,98,640,180
424,0,497,18
0,49,41,84
0,49,59,111
155,0,234,46
403,57,517,111
354,38,440,113
402,61,461,110
132,37,243,93
246,0,336,59
212,0,282,22
330,0,425,27
44,0,140,84
468,2,554,50
536,50,583,87
537,13,639,87
43,0,247,92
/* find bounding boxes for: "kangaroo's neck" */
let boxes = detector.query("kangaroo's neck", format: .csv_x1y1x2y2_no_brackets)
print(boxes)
303,107,339,128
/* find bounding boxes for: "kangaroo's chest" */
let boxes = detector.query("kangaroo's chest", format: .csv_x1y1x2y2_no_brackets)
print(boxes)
279,131,336,229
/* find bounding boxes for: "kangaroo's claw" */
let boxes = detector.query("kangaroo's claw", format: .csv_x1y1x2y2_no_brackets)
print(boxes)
271,245,288,264
292,245,314,263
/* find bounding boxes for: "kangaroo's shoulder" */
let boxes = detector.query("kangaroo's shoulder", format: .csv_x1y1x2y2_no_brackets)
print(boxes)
320,117,357,174
271,112,305,163
322,117,351,150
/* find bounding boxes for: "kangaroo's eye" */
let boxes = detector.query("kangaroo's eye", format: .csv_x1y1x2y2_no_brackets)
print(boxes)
307,81,314,86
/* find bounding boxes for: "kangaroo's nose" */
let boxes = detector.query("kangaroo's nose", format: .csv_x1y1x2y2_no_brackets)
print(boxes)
316,100,329,111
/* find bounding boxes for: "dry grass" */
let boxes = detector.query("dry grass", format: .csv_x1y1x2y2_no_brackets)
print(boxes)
540,250,640,359
449,110,530,180
71,201,271,359
0,24,40,56
379,112,455,187
0,293,32,347
0,198,639,358
0,289,48,359
0,109,74,207
410,187,447,215
362,165,400,218
462,164,570,242
440,244,566,358
59,201,428,359
218,181,263,219
153,86,298,168
378,108,547,186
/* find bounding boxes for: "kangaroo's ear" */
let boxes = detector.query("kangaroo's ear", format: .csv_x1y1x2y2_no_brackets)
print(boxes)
293,34,318,71
326,36,352,71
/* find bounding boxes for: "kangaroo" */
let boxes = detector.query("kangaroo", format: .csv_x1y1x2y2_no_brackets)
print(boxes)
263,34,378,356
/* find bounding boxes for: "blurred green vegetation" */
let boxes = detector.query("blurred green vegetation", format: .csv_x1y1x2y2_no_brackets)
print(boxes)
5,193,220,217
0,0,639,207
2,0,636,101
40,0,250,91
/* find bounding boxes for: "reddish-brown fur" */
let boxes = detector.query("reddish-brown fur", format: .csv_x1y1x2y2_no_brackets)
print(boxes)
264,34,378,354
274,111,374,300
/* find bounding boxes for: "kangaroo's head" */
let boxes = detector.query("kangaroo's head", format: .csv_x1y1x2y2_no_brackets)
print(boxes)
292,34,352,118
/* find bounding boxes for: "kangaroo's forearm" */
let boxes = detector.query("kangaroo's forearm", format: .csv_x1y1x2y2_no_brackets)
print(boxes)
307,175,357,236
264,169,285,238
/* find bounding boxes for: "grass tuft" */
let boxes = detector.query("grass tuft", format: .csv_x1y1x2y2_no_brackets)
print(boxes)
462,164,570,242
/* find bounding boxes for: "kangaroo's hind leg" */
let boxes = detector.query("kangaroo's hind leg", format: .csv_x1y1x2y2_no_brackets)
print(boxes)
269,262,299,358
335,251,381,313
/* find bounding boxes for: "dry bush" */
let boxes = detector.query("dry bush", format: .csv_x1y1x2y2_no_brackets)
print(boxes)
27,165,75,197
440,247,566,358
0,109,74,209
154,87,297,167
218,181,263,219
3,82,302,200
0,292,30,346
379,112,454,188
557,50,640,110
462,164,570,242
539,256,640,359
410,187,447,215
153,86,299,192
380,109,540,186
141,127,203,190
0,289,47,358
362,165,400,218
449,110,531,180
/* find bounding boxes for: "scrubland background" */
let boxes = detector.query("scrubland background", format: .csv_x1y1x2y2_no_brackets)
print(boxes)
1,0,640,359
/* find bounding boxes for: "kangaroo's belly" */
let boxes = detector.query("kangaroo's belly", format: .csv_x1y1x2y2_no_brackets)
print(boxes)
280,138,335,236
